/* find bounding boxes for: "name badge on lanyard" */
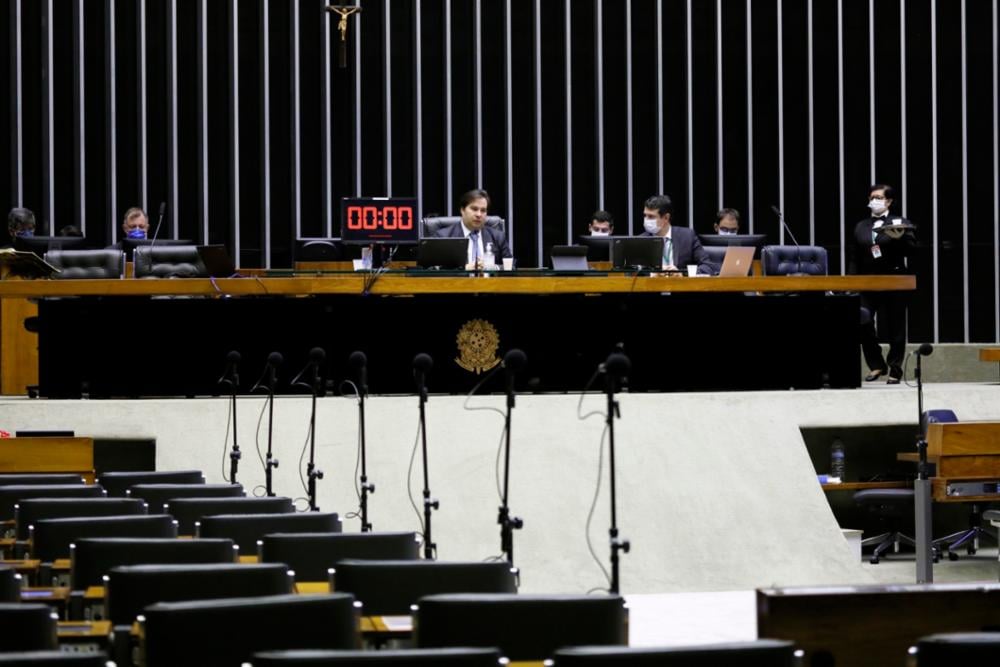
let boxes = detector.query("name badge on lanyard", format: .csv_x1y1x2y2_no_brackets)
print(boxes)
871,244,882,259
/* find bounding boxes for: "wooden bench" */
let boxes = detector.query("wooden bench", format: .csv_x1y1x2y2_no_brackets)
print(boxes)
981,347,1000,379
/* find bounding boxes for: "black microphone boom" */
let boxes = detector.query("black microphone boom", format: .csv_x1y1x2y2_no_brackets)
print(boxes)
251,351,283,497
349,350,368,396
770,205,804,274
917,343,934,356
412,352,439,559
218,350,242,485
349,350,374,531
498,348,527,565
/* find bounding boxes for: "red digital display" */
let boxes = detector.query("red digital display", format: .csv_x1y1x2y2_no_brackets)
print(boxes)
340,197,420,244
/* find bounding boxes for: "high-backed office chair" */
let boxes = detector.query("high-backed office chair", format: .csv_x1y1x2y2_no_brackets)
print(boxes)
331,560,517,617
550,641,798,666
420,216,506,238
15,498,147,540
760,246,828,276
915,632,1000,664
0,566,21,602
30,515,178,564
105,563,294,625
43,249,125,279
70,537,238,591
133,245,207,278
248,648,504,666
0,485,106,522
139,593,359,667
414,594,627,661
259,532,421,581
127,483,245,515
0,475,86,487
0,652,113,665
165,496,293,535
197,512,341,553
96,470,204,497
701,246,728,276
0,604,59,652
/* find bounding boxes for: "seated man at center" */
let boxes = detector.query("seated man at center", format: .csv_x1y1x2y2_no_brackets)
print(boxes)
640,195,712,274
434,189,511,268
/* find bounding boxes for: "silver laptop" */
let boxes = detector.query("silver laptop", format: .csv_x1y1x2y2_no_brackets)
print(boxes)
718,246,755,277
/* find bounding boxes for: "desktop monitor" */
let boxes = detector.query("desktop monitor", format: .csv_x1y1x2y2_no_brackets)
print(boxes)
698,233,768,259
416,238,468,269
576,235,628,262
611,237,665,270
13,235,89,257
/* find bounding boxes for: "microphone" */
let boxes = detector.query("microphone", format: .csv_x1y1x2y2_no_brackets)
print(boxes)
348,351,368,396
217,350,241,386
139,202,167,275
291,347,325,390
771,205,804,274
502,349,527,402
413,353,433,400
603,352,632,379
252,351,284,392
917,343,934,357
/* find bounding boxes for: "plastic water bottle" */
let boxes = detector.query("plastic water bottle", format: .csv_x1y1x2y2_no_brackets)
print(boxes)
830,439,845,481
483,243,495,270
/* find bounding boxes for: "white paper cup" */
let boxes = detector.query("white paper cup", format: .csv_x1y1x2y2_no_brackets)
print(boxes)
686,265,698,277
502,258,514,271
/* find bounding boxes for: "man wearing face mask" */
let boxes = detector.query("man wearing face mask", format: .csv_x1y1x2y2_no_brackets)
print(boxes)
589,210,614,236
848,184,916,385
5,207,36,246
639,195,712,274
714,208,740,235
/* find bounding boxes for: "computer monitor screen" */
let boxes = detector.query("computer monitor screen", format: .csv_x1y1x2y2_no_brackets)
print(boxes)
416,238,468,269
698,233,768,259
340,197,420,245
13,236,89,257
576,235,630,262
121,238,194,261
611,237,665,270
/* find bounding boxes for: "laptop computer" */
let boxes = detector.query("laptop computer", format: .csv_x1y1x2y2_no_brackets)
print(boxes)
550,245,590,271
196,245,237,278
416,238,468,269
717,246,756,277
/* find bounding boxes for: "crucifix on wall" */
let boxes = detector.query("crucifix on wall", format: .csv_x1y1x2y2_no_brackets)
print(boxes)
325,5,363,68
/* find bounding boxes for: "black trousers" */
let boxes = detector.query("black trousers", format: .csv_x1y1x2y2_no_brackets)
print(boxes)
860,291,908,375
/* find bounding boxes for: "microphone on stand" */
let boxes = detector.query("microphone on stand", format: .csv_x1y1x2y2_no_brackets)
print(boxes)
251,352,283,496
218,350,242,484
136,202,166,274
913,342,934,583
293,348,326,511
349,350,374,531
770,205,804,275
412,352,438,558
498,348,527,565
601,351,631,594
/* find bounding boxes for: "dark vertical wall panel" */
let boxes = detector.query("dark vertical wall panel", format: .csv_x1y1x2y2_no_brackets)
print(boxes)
2,0,997,342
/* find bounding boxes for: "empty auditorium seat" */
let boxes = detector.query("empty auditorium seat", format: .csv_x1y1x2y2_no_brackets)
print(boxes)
96,470,204,497
197,513,341,553
916,632,1000,664
248,648,503,666
166,496,293,535
414,594,627,661
15,498,147,540
259,532,420,581
0,652,113,665
550,640,799,665
30,515,178,563
70,537,237,591
0,475,86,487
331,560,517,616
0,485,105,522
139,594,359,667
0,604,58,652
0,566,21,603
127,483,245,514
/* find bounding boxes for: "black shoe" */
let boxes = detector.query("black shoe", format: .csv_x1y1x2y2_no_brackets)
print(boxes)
887,366,903,385
865,369,887,382
886,376,901,385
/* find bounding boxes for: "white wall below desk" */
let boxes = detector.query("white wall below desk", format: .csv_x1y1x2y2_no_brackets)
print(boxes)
3,383,998,594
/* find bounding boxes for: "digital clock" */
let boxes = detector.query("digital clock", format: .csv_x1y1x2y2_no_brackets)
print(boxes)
340,197,420,245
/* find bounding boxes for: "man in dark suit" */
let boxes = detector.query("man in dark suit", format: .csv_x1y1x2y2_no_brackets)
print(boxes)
848,183,916,385
640,195,713,274
434,189,511,267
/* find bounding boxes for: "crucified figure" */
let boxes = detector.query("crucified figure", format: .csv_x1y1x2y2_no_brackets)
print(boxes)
325,5,363,68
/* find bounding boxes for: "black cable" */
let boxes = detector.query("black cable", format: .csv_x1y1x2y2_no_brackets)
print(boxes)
406,413,426,539
585,424,613,592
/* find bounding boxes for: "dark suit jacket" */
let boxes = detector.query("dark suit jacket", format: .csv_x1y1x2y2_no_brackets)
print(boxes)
433,221,512,259
847,216,916,275
640,225,713,274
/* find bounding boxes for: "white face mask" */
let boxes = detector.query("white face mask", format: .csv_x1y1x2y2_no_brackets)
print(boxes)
717,228,737,236
643,217,660,234
590,230,610,237
868,198,888,215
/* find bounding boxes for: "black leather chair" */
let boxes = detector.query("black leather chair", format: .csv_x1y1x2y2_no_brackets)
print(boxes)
259,532,421,581
70,537,237,591
550,641,798,666
197,512,341,553
43,249,125,279
0,565,21,602
31,515,178,563
760,245,828,275
701,246,727,275
331,560,517,617
915,632,1000,664
15,498,147,540
133,245,207,278
105,563,293,625
0,485,106,522
166,496,294,535
0,475,86,487
0,604,58,652
0,652,113,665
421,216,506,238
414,594,627,661
249,648,503,666
96,470,204,497
127,483,245,515
139,593,359,667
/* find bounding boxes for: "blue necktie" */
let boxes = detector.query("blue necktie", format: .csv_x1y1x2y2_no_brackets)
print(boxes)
470,230,480,264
